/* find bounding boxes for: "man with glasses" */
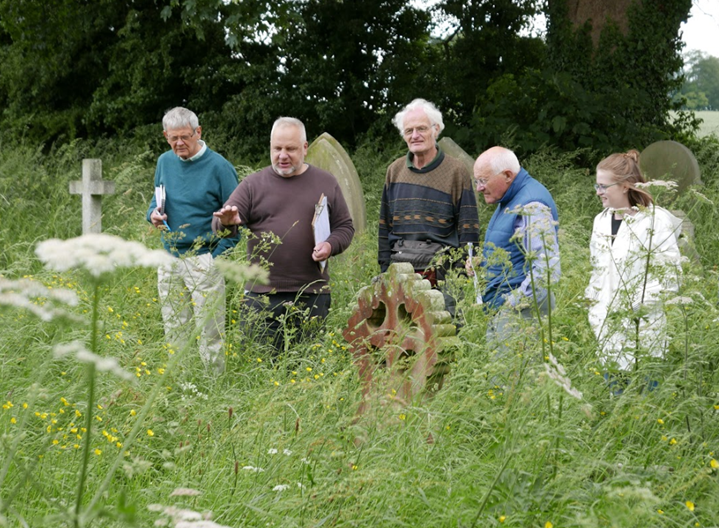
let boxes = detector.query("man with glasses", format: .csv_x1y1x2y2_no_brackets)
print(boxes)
147,106,239,375
471,146,560,349
378,98,479,315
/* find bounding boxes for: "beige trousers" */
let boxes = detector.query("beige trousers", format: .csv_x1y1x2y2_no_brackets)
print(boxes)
157,253,225,374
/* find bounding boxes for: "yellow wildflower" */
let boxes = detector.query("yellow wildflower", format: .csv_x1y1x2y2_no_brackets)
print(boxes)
686,501,695,511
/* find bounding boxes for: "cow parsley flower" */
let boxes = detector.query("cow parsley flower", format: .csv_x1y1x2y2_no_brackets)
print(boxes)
0,278,79,322
36,234,173,278
54,341,134,381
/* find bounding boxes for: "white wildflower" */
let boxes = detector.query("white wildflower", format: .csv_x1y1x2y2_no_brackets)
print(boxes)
36,234,173,278
544,353,582,400
214,259,269,286
242,466,264,472
175,522,232,528
54,341,134,381
0,278,79,322
283,449,292,456
635,180,678,190
170,488,202,497
267,448,278,455
297,482,305,489
273,484,289,492
665,296,693,305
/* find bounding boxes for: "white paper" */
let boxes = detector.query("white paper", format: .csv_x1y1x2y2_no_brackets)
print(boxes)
313,195,330,271
468,242,483,305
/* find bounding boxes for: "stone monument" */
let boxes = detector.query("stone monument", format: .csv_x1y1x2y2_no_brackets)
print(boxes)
640,140,702,262
306,133,366,233
640,140,702,195
438,137,475,176
69,159,115,234
343,263,458,416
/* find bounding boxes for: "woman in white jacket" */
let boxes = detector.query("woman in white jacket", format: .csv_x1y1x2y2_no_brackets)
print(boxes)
585,150,682,371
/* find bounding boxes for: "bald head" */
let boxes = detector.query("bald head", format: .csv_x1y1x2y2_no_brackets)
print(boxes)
473,147,521,204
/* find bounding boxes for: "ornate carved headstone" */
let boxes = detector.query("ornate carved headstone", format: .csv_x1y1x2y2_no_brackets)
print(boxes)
69,159,115,234
306,133,367,233
343,263,458,416
640,140,702,195
438,137,475,176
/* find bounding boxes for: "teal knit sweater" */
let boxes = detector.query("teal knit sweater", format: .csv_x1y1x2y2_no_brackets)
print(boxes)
146,147,239,257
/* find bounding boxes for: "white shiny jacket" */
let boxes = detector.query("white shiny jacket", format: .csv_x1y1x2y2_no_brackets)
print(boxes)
585,205,682,369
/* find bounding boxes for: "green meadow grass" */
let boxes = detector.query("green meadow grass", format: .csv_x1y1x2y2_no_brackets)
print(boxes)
1,139,719,527
694,111,719,138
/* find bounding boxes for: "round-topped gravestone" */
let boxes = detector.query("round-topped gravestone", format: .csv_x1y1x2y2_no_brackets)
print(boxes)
640,140,702,195
306,132,367,233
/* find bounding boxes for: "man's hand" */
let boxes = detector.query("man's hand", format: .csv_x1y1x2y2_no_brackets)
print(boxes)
213,205,242,227
150,208,168,229
312,241,332,262
465,256,480,277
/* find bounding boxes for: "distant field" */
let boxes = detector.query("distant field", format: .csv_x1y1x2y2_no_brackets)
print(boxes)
694,110,719,137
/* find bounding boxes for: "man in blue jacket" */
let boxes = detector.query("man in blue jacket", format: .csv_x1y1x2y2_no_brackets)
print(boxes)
147,107,239,375
472,146,560,345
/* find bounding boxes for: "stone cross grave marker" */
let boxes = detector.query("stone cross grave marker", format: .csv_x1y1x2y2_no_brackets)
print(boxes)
438,137,475,176
69,159,115,234
306,132,367,233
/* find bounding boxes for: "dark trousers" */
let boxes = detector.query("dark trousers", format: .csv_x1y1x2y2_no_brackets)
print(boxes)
242,291,331,352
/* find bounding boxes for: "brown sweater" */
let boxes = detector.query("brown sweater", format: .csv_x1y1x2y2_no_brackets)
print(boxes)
213,165,354,294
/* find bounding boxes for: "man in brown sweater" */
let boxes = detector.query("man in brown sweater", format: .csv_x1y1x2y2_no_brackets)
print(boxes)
213,117,354,351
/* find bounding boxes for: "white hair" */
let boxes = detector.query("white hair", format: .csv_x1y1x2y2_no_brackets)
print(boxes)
392,98,445,137
271,117,307,143
487,147,520,175
162,107,199,131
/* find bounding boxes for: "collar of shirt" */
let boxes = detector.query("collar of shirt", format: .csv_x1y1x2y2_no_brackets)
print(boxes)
179,140,207,162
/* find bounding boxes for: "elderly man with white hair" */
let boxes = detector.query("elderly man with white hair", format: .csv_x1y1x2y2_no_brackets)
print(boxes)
378,98,480,315
471,146,560,347
147,106,240,375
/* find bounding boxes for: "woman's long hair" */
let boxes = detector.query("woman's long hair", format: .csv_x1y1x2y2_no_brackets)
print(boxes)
596,149,653,208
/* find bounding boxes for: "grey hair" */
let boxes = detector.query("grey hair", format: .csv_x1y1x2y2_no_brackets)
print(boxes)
162,107,199,132
392,98,445,138
271,117,307,143
487,147,520,175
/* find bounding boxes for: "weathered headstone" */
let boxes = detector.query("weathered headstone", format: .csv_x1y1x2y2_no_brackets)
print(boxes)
306,133,367,233
343,263,458,416
640,141,701,259
640,140,702,195
69,159,115,234
438,137,475,176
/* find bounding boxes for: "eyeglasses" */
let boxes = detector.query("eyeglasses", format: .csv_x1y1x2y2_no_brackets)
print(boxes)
474,177,489,187
167,131,196,144
593,182,620,193
403,126,432,137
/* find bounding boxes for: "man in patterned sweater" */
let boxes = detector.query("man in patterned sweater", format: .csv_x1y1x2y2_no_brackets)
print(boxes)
379,98,480,314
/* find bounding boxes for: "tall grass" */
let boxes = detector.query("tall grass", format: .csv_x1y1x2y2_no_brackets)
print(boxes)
1,138,718,527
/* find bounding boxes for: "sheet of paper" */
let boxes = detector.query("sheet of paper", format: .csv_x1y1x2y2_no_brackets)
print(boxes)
155,185,166,214
312,195,330,271
467,242,483,305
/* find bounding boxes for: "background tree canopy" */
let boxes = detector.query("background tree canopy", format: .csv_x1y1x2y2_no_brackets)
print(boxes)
0,0,698,161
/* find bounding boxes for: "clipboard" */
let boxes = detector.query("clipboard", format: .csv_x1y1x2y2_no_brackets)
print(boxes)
312,194,330,271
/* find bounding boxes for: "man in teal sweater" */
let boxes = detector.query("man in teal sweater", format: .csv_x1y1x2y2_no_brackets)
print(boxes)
147,107,239,375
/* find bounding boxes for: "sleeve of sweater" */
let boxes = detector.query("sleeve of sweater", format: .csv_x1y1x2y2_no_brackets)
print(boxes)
211,161,241,257
326,181,354,256
377,179,392,272
211,175,250,238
